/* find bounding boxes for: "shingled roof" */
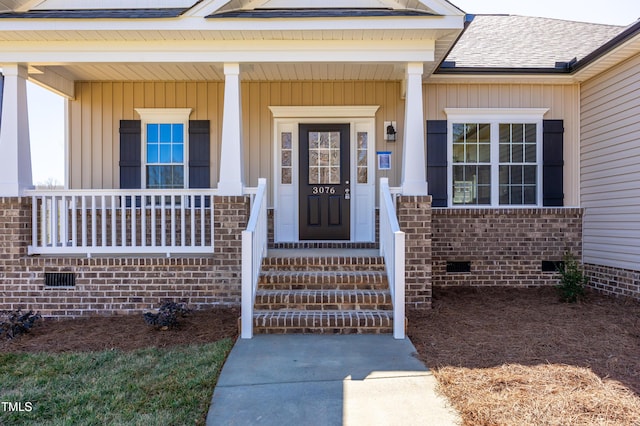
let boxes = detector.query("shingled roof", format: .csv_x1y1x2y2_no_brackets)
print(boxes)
443,15,625,70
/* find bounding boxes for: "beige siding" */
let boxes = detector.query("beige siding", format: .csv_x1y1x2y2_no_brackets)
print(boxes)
424,83,581,206
69,81,404,193
581,53,640,271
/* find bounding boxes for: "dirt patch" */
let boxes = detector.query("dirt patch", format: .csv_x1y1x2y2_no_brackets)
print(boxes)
408,287,640,425
0,306,239,353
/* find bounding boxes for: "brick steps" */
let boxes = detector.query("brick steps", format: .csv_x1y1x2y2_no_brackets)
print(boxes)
253,251,393,335
258,270,388,290
254,289,393,311
252,310,393,334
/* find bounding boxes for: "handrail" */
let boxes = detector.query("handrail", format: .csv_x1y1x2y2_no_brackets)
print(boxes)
241,178,268,339
26,189,217,257
379,178,406,339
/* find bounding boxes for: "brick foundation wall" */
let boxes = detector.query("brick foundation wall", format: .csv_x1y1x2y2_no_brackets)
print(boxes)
585,264,640,301
397,195,432,309
432,208,583,288
0,196,249,317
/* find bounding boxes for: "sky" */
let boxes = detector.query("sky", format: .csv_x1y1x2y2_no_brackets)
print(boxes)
26,0,640,185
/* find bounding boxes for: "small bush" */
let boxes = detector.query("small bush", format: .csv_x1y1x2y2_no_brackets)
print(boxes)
556,253,588,303
143,301,190,329
0,310,42,339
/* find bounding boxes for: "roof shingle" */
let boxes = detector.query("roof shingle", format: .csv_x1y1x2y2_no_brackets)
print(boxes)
445,15,625,69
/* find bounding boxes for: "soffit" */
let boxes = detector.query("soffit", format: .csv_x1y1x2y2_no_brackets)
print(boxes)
42,62,409,81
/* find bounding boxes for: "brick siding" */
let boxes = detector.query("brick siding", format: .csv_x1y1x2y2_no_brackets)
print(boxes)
0,196,249,317
585,263,640,301
397,195,433,308
432,208,583,288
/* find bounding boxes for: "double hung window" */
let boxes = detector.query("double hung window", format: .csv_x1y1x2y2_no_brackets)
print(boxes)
446,109,547,207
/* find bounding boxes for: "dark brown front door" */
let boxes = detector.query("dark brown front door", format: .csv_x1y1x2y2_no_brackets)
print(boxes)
299,124,350,240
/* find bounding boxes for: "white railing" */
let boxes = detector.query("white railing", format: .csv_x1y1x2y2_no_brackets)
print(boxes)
241,178,268,339
379,178,406,339
27,189,216,257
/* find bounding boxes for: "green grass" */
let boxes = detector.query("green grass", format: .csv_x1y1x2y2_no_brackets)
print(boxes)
0,339,234,425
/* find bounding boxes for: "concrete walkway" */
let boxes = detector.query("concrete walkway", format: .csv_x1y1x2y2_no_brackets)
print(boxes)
206,335,461,426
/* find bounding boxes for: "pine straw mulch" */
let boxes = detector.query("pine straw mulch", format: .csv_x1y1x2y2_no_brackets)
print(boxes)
0,306,239,353
407,287,640,426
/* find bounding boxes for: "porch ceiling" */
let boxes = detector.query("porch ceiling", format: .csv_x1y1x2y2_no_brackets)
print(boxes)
44,62,409,82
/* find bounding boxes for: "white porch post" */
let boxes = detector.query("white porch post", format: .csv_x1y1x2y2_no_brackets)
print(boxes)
401,62,428,195
0,64,33,196
217,63,244,195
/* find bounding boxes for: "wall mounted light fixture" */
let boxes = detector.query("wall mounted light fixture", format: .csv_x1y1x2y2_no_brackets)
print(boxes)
384,121,397,141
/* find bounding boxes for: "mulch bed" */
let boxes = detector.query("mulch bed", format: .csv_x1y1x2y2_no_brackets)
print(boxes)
408,287,640,425
0,306,239,353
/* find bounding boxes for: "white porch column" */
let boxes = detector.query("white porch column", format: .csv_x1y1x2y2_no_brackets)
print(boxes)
0,64,33,196
401,62,428,196
217,63,244,195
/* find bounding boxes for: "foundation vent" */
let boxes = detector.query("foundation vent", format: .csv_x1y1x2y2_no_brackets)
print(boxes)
45,272,76,288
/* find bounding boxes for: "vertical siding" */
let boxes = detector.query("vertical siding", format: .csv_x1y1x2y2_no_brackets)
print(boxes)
69,80,405,192
424,83,580,206
581,53,640,271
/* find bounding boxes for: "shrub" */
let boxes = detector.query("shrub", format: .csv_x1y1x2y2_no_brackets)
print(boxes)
143,300,190,329
0,309,42,339
556,253,588,303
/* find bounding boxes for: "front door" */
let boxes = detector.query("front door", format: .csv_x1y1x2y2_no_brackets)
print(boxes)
299,123,350,240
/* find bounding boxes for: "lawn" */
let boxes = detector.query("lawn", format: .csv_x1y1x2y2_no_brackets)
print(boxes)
408,287,640,426
0,307,239,425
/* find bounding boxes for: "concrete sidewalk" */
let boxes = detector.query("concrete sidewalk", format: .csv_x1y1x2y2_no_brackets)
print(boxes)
206,335,460,426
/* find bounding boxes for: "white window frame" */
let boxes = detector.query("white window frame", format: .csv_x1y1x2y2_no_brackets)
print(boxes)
135,108,192,189
444,108,549,207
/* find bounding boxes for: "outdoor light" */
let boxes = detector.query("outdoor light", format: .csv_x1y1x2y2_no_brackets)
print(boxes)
384,121,397,141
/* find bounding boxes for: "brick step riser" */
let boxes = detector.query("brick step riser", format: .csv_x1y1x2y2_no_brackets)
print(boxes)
262,257,385,273
252,311,393,335
258,272,388,288
258,282,388,291
261,264,386,272
254,301,392,311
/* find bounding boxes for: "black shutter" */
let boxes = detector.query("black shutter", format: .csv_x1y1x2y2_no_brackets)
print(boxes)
543,119,564,206
119,120,142,189
188,120,210,188
427,120,448,207
119,120,141,208
188,120,211,208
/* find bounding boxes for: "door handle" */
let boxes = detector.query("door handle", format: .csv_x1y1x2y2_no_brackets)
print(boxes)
344,188,351,200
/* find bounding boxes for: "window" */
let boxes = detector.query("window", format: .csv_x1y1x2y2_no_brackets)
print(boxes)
445,109,548,207
135,108,192,189
146,123,185,189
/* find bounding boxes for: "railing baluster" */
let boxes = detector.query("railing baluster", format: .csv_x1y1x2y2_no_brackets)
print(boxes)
91,195,97,250
51,196,59,247
62,196,69,247
161,195,167,248
170,195,176,248
111,195,116,247
190,195,196,247
31,196,38,250
151,197,157,247
131,195,137,248
141,196,147,247
71,196,77,247
120,195,126,247
81,196,88,248
180,195,186,248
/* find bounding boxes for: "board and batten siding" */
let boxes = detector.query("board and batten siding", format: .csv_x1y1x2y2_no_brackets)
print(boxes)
423,83,580,206
581,52,640,271
69,81,405,201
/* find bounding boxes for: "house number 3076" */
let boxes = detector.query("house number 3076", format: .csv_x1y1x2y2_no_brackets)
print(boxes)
312,186,336,194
